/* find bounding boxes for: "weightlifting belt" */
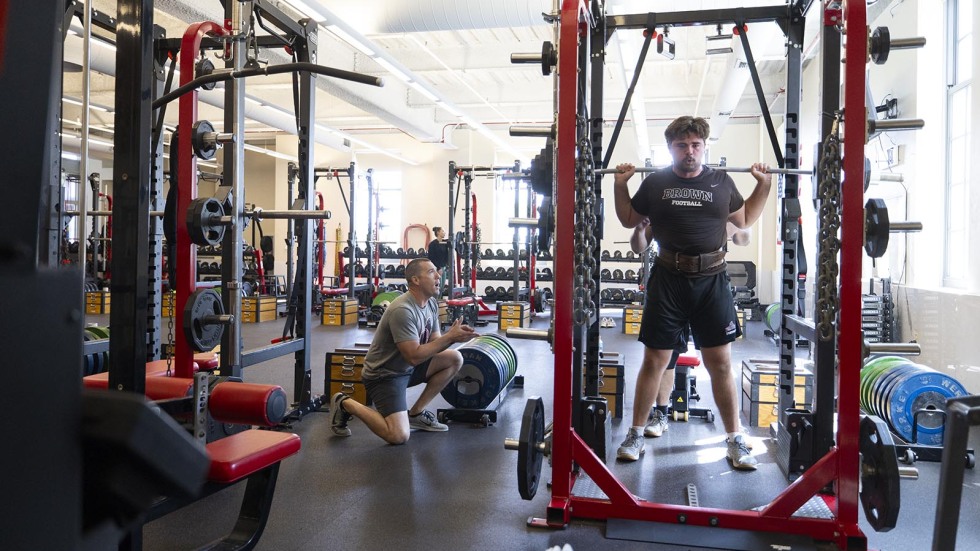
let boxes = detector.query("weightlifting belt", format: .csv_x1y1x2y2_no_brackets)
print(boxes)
655,248,726,276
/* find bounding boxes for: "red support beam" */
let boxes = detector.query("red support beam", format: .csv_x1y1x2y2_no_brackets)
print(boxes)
175,22,226,378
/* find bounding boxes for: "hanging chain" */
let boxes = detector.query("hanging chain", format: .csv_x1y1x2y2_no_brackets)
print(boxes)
573,116,597,326
815,117,842,341
166,288,175,376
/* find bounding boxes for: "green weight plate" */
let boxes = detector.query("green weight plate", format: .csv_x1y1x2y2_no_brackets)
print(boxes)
866,359,912,416
482,336,516,381
372,291,401,306
481,333,518,377
862,357,906,412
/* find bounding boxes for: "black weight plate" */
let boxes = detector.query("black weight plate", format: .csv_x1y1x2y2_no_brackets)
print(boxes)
518,397,545,500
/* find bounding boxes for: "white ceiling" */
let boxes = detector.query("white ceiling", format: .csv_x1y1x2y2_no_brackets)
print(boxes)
63,0,815,166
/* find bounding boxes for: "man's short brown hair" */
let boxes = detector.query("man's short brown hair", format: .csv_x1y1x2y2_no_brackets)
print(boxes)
665,116,710,144
404,258,432,285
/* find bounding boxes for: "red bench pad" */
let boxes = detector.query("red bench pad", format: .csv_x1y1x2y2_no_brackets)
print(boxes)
206,430,301,484
446,298,477,307
321,287,349,296
210,382,288,426
676,353,700,367
80,377,194,400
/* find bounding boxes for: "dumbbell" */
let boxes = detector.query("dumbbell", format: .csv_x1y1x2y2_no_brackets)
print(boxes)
612,269,624,280
600,268,612,280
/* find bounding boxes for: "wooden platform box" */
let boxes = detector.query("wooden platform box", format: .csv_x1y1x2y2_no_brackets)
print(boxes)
623,306,643,323
322,310,358,326
325,349,371,405
740,359,814,405
623,321,642,335
323,298,358,315
85,291,110,314
601,392,624,419
438,299,448,324
498,301,530,319
242,295,277,323
162,292,174,318
740,359,813,427
499,316,529,330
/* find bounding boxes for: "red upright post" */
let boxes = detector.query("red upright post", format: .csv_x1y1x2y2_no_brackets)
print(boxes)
175,22,226,378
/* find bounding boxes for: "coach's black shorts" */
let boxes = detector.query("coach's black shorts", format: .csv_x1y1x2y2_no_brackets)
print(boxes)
639,264,741,350
363,359,432,417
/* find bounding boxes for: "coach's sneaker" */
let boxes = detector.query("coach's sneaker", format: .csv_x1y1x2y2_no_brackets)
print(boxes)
616,428,645,461
644,409,669,438
409,409,449,432
330,392,353,437
727,434,758,470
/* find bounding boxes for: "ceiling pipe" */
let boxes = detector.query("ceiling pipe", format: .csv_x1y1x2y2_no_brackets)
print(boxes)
318,0,550,33
62,32,354,153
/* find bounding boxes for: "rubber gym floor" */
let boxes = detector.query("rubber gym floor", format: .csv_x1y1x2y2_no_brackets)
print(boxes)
86,310,980,550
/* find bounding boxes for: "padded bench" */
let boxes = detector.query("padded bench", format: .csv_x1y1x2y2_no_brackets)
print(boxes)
445,297,478,327
668,352,715,422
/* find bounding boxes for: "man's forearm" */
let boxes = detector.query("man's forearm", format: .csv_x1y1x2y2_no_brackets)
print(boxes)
614,181,636,227
741,182,772,226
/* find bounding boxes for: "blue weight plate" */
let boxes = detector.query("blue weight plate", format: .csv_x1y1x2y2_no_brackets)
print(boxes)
456,340,509,407
877,362,924,418
473,338,509,390
443,348,502,409
481,333,517,368
887,369,968,445
872,361,919,420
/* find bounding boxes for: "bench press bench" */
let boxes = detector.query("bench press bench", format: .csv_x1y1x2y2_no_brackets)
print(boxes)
83,371,300,550
444,296,479,327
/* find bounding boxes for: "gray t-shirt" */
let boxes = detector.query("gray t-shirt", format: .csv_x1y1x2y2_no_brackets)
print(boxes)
362,291,439,380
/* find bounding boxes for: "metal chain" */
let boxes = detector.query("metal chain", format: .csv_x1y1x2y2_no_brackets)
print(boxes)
166,288,175,376
816,118,842,341
573,116,597,325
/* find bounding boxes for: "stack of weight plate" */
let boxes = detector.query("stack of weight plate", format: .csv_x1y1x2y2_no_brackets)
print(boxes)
82,325,111,376
441,334,518,409
862,294,894,343
861,356,968,445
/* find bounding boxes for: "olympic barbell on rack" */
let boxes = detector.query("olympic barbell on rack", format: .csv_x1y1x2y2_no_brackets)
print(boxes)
594,165,813,176
186,198,332,247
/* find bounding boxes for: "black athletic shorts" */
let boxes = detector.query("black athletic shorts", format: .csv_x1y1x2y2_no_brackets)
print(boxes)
363,359,432,417
639,264,741,350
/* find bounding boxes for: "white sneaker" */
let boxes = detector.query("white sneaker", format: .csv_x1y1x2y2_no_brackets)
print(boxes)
644,409,669,437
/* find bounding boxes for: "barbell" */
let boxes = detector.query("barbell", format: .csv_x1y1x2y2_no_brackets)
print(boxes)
594,165,812,176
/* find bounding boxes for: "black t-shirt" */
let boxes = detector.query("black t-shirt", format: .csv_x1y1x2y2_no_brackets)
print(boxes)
427,239,449,269
630,166,744,255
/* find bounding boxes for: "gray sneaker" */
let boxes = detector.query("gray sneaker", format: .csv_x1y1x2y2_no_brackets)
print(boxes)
644,409,669,438
330,392,352,437
409,409,448,432
727,435,758,470
616,428,645,461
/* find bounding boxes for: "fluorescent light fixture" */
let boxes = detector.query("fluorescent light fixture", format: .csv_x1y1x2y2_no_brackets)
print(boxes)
409,82,439,102
62,96,112,112
243,143,298,162
326,24,375,57
373,57,413,83
62,151,81,161
706,47,734,55
283,0,328,22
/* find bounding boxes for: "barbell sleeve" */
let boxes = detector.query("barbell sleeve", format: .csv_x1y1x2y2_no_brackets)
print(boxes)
504,438,520,450
247,209,333,220
890,37,927,50
899,466,919,480
872,173,904,182
510,52,543,64
865,341,922,356
890,221,923,232
67,210,165,217
869,118,925,132
509,125,554,137
508,217,540,228
506,328,551,341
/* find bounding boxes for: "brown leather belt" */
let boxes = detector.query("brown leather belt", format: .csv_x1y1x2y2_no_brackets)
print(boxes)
655,248,726,275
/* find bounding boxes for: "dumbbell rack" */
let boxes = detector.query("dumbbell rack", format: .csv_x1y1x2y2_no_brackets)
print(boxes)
598,250,643,306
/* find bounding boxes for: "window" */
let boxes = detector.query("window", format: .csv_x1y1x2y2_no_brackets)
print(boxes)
365,171,402,248
944,0,972,287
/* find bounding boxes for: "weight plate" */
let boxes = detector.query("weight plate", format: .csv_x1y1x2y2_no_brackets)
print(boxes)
861,356,906,413
517,397,545,500
182,289,224,352
872,361,919,421
887,368,967,445
860,415,901,532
